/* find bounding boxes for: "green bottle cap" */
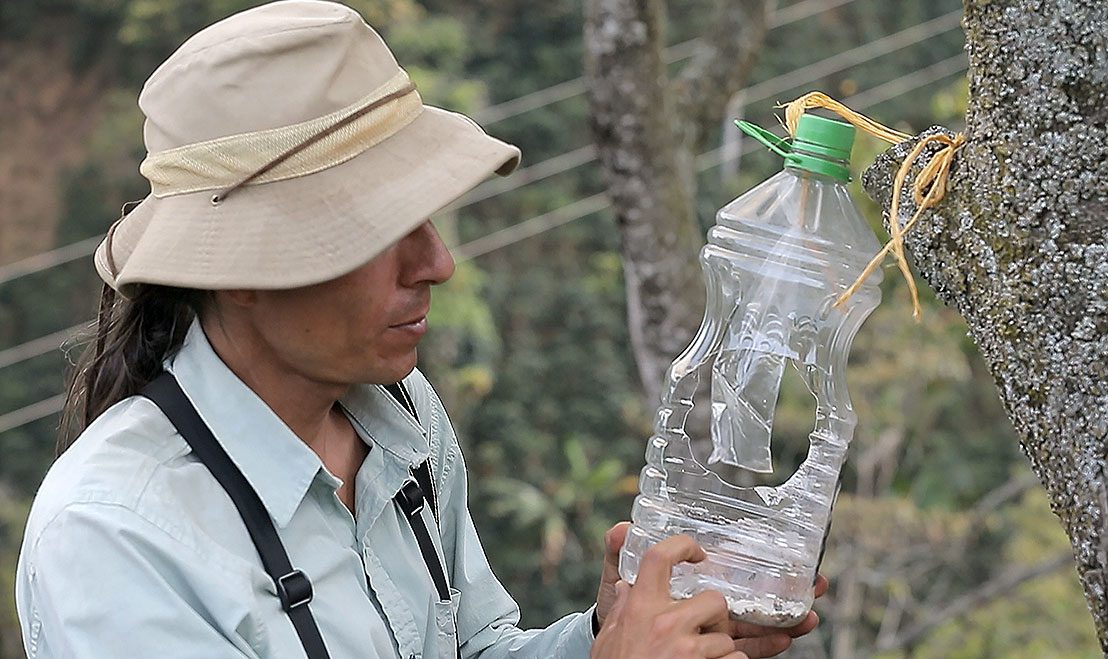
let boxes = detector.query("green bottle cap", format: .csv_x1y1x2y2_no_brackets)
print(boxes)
784,114,854,182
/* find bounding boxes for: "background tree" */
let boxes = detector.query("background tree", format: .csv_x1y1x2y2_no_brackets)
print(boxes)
583,0,768,404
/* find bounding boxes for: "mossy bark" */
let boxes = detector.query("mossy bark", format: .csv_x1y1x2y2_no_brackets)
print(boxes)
862,0,1108,649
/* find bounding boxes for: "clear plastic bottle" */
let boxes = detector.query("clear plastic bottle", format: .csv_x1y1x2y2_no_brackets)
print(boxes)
618,115,883,626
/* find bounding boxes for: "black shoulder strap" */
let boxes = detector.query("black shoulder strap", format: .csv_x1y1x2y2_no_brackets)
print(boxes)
385,382,459,657
394,471,452,603
383,382,449,597
412,460,438,523
142,373,331,659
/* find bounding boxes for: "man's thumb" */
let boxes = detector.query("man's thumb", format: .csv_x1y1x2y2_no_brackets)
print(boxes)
604,522,632,562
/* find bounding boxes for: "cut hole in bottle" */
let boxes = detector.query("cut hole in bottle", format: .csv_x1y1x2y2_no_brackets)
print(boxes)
690,355,820,489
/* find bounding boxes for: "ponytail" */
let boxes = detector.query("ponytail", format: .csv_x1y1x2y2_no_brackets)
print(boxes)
58,284,209,454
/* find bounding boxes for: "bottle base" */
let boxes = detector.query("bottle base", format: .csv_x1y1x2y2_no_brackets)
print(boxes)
725,596,811,628
620,523,816,628
669,576,812,628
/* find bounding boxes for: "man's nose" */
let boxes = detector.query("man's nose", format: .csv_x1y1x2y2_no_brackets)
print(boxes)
402,220,456,285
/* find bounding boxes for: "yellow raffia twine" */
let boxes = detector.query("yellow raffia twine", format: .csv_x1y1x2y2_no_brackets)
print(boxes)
779,92,967,319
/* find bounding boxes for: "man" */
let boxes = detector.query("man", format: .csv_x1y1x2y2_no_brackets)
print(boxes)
16,2,821,657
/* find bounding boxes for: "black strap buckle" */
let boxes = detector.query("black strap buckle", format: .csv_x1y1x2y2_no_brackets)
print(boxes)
397,480,425,517
276,569,314,611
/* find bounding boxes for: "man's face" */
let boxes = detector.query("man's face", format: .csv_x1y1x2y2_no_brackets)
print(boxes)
241,220,456,387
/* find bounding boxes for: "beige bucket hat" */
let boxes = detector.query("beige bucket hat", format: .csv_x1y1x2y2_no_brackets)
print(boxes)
95,0,520,295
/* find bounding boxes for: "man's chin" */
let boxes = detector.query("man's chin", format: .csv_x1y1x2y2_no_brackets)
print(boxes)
364,350,418,386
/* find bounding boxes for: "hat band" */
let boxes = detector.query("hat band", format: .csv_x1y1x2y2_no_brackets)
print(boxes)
140,70,423,198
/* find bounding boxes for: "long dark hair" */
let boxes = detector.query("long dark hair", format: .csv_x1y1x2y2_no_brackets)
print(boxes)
58,284,210,454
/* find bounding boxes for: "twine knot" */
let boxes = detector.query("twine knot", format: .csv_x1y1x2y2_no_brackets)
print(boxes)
779,91,965,319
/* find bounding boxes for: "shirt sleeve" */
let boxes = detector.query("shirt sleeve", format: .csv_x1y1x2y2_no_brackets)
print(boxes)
436,440,596,659
17,501,261,659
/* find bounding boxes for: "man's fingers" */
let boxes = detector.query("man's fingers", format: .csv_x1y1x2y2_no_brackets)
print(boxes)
596,523,633,629
605,522,631,559
634,534,706,597
733,634,793,658
615,580,631,597
730,610,820,640
696,632,738,658
781,611,819,637
673,590,731,631
601,522,631,576
604,580,631,627
814,574,829,598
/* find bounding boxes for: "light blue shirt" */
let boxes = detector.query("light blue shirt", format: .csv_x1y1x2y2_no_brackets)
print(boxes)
16,322,595,658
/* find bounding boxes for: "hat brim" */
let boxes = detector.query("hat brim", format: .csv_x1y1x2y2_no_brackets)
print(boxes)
96,106,520,295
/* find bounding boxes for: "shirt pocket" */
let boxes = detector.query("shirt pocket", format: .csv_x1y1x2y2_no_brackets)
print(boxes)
433,587,462,657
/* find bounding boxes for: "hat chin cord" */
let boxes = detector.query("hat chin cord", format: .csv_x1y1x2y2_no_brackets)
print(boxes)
211,81,417,205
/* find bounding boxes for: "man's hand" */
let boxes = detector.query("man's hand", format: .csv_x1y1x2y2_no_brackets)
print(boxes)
594,522,829,658
592,534,747,659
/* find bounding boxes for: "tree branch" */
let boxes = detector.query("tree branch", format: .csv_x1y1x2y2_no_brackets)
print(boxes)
877,552,1075,652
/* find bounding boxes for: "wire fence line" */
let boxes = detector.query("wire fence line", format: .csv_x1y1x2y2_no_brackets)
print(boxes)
0,322,88,370
0,0,871,289
0,237,102,286
451,9,962,212
455,53,968,264
737,10,962,105
0,394,67,436
470,0,864,125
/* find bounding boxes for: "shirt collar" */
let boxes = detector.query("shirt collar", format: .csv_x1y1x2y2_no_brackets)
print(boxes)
341,378,431,529
341,384,428,466
166,321,325,528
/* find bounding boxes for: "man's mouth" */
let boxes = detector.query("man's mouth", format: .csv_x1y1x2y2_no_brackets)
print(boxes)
389,311,429,335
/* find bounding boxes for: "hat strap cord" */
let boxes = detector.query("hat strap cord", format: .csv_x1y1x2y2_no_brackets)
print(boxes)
211,82,417,205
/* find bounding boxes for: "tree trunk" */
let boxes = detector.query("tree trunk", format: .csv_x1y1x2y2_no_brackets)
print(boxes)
861,0,1108,649
583,0,768,403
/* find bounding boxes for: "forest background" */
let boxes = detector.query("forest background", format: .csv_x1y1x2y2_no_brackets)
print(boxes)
0,0,1099,657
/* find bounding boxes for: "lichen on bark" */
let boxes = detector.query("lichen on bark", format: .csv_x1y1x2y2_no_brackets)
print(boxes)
862,0,1108,649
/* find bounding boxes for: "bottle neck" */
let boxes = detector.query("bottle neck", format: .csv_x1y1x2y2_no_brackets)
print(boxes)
783,162,848,185
783,146,850,183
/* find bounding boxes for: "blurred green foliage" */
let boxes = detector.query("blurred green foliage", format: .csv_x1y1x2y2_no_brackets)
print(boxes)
0,0,1096,657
